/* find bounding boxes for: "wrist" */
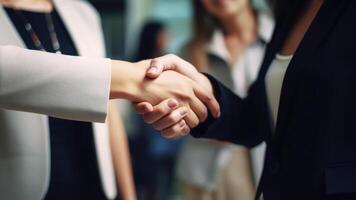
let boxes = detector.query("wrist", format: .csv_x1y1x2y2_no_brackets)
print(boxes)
110,60,151,101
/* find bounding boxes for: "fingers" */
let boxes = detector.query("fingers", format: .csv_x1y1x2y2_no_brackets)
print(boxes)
141,100,200,130
161,120,191,139
189,96,208,122
184,109,200,129
141,98,178,124
134,102,153,114
134,98,191,139
146,58,165,78
146,54,220,119
152,107,188,130
146,54,199,82
192,82,221,118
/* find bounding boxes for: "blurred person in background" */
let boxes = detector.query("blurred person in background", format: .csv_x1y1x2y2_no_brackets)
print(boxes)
131,21,182,200
138,0,356,199
0,0,137,199
176,0,273,199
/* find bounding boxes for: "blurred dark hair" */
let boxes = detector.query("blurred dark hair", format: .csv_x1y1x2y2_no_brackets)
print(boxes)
135,21,166,61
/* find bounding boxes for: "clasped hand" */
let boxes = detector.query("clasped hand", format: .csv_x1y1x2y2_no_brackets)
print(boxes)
133,54,220,139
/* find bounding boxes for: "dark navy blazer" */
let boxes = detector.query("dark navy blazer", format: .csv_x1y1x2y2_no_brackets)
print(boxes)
192,0,356,199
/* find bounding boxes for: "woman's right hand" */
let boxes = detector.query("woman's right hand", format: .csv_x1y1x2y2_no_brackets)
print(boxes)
133,55,220,139
109,59,219,138
139,70,218,131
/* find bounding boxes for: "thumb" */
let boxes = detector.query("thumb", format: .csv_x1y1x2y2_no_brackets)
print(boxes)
134,102,154,114
146,58,165,79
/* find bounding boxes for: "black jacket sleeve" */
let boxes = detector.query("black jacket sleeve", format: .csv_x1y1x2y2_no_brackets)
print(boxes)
191,74,272,148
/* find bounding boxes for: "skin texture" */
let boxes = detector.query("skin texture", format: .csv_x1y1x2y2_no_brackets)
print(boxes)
1,0,221,139
136,0,256,136
137,0,324,139
136,0,256,138
134,55,216,138
110,59,220,133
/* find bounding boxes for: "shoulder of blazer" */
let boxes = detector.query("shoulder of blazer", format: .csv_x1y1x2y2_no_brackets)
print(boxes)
72,1,102,29
54,0,106,57
56,0,102,35
55,0,101,25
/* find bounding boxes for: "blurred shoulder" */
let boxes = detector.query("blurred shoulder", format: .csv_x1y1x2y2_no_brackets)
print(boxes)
54,0,101,24
178,42,192,60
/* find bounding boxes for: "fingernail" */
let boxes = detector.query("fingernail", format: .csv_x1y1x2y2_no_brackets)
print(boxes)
148,66,158,74
167,99,177,108
217,111,221,118
180,108,188,116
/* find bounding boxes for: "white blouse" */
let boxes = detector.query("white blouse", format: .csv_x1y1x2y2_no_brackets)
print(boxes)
265,54,293,127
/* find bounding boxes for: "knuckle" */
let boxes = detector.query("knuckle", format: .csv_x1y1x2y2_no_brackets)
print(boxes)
167,114,178,123
203,106,208,115
162,124,182,139
152,124,162,131
205,94,213,102
162,131,175,139
190,121,199,128
193,117,200,127
150,58,159,65
169,125,180,134
180,93,192,101
151,57,160,62
201,104,208,113
182,126,190,136
156,107,167,115
200,111,208,122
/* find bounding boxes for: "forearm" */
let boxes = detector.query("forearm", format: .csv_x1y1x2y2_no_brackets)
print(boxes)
0,45,150,121
110,60,150,102
0,45,110,122
108,102,137,200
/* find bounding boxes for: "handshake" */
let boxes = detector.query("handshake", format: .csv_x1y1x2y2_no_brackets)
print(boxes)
110,54,220,139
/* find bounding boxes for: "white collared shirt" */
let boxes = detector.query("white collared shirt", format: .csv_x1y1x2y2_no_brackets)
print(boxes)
207,13,274,98
205,13,274,185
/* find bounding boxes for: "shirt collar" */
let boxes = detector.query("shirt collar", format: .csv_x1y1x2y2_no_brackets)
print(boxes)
207,13,275,62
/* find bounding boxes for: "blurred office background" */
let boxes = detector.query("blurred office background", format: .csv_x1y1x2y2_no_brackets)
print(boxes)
88,0,272,199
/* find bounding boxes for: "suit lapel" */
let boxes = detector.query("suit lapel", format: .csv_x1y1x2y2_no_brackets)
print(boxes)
54,0,92,57
274,0,347,142
54,2,116,196
0,1,91,57
256,2,347,198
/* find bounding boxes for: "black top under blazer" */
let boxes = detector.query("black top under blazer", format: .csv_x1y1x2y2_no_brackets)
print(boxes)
192,0,356,199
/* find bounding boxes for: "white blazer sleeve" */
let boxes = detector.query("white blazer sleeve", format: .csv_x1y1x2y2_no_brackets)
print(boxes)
0,45,111,122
